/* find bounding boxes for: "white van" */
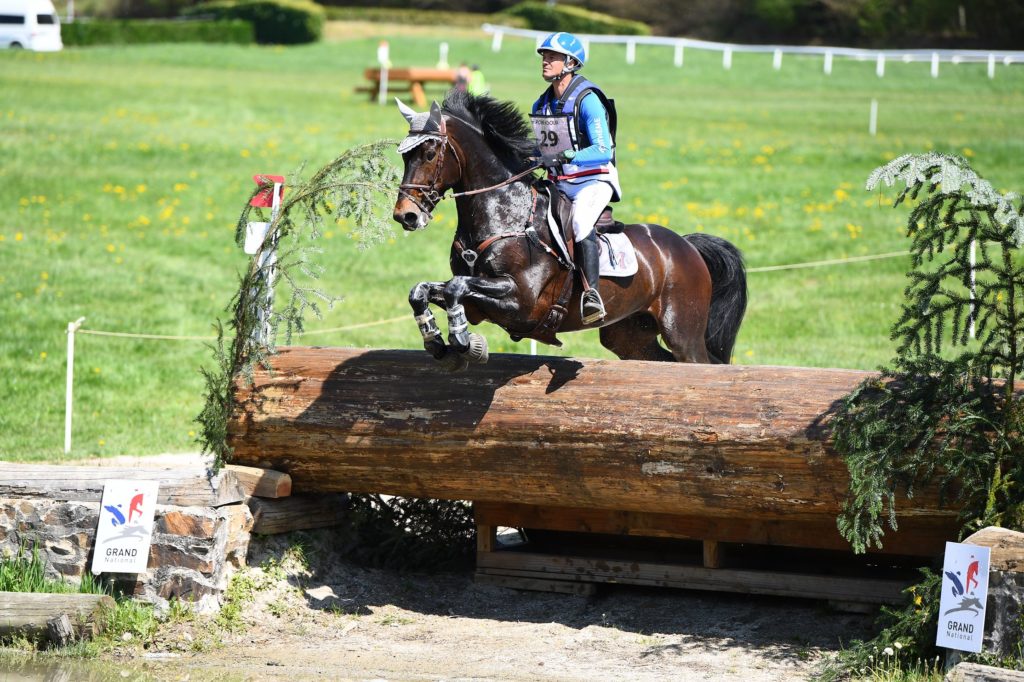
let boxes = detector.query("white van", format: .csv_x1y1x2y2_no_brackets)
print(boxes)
0,0,62,51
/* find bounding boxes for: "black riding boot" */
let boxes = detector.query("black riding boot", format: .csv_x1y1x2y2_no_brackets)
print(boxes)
578,232,606,324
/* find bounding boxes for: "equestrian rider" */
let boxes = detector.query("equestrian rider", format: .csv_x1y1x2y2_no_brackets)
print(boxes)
531,32,621,325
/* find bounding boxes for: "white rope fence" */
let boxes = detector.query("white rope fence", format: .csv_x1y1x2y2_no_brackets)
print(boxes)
482,23,1023,78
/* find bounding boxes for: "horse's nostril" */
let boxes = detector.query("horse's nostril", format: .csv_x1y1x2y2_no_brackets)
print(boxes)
403,212,418,226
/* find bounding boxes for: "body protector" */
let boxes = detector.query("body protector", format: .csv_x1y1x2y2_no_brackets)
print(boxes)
531,75,622,201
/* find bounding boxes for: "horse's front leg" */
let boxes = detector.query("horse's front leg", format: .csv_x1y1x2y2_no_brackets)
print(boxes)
444,275,517,361
409,281,449,359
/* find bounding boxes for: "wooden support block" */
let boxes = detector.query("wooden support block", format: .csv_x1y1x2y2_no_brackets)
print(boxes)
0,592,114,641
703,540,722,569
476,551,908,605
477,524,496,553
225,465,291,499
0,464,245,507
248,493,350,535
409,81,426,107
475,571,597,596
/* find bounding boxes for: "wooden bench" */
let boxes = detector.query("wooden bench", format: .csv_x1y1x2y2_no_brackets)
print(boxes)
358,67,456,107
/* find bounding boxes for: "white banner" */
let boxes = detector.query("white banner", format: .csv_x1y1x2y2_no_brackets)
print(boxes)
936,541,991,653
91,479,159,574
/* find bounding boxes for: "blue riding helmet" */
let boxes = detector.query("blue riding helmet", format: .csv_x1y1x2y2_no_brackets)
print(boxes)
536,32,586,69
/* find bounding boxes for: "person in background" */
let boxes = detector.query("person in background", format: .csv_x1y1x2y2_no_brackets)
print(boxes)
468,64,488,96
455,62,472,92
530,32,620,325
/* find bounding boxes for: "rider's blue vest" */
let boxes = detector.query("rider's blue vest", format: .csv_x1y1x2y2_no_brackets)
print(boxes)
531,76,618,157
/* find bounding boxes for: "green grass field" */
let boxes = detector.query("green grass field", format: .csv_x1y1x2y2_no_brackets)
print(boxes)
2,23,1022,461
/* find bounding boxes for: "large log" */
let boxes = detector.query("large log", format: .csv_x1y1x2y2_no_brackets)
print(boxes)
0,592,114,642
228,347,957,531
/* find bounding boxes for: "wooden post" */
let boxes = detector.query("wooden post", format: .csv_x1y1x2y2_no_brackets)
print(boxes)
703,540,722,569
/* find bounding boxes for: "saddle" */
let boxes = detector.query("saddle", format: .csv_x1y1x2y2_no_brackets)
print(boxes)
546,180,624,236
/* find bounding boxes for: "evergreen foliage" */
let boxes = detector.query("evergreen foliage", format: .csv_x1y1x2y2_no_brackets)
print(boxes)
196,142,399,472
821,154,1024,679
61,18,253,46
833,152,1024,554
503,1,650,36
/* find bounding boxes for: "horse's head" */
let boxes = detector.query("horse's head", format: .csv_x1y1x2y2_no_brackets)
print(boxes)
393,100,461,231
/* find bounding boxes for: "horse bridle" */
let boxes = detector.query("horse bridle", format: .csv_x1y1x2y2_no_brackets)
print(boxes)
398,125,541,217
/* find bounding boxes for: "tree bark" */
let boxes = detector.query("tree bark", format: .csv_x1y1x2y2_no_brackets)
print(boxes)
228,347,956,528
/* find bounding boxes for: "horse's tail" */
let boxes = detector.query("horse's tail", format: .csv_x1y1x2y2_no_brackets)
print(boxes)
686,233,748,364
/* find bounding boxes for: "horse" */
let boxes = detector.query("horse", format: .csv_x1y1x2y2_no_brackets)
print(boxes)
393,90,747,371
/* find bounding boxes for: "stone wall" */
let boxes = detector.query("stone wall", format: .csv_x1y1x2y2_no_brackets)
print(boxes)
0,462,257,614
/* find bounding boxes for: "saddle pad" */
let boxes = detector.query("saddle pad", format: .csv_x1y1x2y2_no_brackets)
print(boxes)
597,232,638,277
545,204,638,278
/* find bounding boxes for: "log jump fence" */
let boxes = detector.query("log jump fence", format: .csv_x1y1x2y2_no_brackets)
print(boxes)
228,345,962,606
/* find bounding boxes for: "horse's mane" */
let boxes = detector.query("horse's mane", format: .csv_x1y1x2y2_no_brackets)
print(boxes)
442,90,536,170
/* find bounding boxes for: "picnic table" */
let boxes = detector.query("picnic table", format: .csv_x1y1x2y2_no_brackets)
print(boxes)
359,67,457,107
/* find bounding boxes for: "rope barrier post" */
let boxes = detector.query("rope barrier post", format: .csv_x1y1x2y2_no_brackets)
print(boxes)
823,50,833,75
722,47,732,70
491,30,503,53
988,54,996,79
772,49,782,71
876,53,886,77
931,52,940,78
64,316,86,455
626,39,636,65
869,99,878,136
377,41,390,106
674,43,684,68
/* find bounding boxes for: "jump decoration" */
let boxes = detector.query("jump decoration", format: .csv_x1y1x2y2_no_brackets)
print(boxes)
196,142,399,473
822,153,1024,678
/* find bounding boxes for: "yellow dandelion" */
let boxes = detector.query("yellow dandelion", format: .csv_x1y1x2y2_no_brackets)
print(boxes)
15,232,24,241
39,351,47,359
240,149,251,158
753,155,767,165
19,197,29,207
40,272,48,280
760,145,775,155
105,243,115,253
98,439,106,447
138,142,150,152
180,143,190,151
174,182,189,192
753,207,765,219
962,148,975,158
744,349,754,357
93,367,101,374
834,189,850,202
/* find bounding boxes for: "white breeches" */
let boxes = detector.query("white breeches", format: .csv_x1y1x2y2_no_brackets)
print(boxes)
561,180,614,242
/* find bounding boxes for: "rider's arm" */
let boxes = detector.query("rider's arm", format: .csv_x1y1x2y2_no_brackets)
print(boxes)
569,92,614,166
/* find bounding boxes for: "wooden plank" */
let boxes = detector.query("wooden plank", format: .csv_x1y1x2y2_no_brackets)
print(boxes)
474,572,597,596
0,592,115,641
477,524,496,553
473,502,954,557
225,465,291,499
0,463,245,507
476,551,908,604
228,347,962,528
248,494,350,535
703,540,722,569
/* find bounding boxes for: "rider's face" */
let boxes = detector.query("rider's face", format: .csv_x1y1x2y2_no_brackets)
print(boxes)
540,50,567,80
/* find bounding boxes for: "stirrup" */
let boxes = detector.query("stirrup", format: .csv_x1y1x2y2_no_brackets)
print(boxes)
581,289,606,325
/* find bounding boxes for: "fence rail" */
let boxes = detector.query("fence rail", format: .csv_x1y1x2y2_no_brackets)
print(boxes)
482,24,1023,76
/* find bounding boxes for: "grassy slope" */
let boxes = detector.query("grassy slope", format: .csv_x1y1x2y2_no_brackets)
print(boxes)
1,25,1022,461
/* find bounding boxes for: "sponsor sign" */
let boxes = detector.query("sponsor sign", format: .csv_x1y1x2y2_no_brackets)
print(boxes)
91,480,159,575
936,541,990,653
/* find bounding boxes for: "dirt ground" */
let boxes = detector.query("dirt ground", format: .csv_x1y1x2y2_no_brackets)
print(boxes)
118,529,875,682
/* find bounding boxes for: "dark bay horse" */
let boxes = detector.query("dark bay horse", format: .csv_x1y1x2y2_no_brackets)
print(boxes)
393,91,747,371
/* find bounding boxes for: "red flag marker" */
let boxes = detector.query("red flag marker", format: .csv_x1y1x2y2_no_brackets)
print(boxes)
250,174,286,208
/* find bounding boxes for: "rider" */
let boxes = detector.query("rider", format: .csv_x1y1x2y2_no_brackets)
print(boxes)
531,31,621,325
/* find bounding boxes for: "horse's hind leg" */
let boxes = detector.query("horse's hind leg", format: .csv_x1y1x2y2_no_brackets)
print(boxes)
599,313,675,361
655,296,711,363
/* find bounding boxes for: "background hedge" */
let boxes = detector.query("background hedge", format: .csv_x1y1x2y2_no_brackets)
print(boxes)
184,0,324,44
61,18,253,46
322,6,526,29
502,1,649,36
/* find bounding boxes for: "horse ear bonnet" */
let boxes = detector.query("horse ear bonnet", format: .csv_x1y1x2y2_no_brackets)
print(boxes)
396,99,445,154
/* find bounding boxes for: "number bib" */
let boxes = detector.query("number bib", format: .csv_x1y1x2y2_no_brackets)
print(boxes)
530,115,574,156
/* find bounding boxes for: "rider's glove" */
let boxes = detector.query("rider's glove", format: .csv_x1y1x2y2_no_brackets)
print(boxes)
538,150,572,173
